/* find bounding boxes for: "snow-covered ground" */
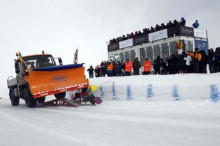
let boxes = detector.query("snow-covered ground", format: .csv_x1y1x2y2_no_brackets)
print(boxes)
1,73,220,146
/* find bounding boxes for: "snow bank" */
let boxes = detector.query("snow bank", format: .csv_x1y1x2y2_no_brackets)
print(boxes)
90,73,220,102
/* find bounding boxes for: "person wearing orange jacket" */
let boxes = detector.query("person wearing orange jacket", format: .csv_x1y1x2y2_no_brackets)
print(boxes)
107,62,113,76
193,48,202,73
125,59,133,76
143,58,152,75
194,51,202,62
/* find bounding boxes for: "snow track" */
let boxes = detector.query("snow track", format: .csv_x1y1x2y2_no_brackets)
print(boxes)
1,74,220,146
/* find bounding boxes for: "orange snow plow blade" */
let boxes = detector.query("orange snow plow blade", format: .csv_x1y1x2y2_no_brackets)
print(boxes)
28,66,89,98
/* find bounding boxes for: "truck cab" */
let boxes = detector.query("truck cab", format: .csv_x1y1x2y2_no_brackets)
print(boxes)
23,54,56,69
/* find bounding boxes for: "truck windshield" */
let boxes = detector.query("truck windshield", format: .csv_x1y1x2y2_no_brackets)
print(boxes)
23,55,56,68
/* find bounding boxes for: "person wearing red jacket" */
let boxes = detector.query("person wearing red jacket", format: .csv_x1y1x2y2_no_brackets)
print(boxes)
125,59,132,76
143,58,152,75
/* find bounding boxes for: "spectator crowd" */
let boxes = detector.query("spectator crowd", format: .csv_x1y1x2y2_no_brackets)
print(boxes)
109,17,199,45
87,47,220,78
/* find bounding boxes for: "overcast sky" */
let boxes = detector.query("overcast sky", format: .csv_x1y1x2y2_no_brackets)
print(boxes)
0,0,220,87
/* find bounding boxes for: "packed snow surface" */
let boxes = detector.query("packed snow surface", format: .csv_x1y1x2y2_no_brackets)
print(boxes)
1,73,220,146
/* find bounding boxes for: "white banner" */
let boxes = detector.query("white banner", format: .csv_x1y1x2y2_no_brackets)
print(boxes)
148,29,168,42
119,39,133,49
194,29,207,39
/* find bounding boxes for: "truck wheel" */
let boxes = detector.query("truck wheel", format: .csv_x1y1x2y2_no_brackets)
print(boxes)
9,88,19,106
23,88,37,108
54,92,66,99
36,97,45,104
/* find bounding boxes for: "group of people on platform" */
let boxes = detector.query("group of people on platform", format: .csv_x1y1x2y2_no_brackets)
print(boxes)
87,58,151,78
87,47,220,78
109,17,199,45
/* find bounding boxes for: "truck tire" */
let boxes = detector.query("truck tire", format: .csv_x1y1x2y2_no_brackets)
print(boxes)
54,92,66,99
9,88,19,106
23,88,37,108
36,97,45,104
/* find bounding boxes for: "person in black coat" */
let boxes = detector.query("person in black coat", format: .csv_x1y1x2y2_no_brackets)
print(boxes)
214,47,220,72
153,56,161,74
166,21,174,28
133,58,141,75
180,17,186,26
192,20,199,28
199,51,208,73
160,23,166,29
115,61,122,76
87,65,94,78
173,19,180,26
160,59,168,75
150,26,155,33
208,49,215,73
167,53,179,74
155,24,161,31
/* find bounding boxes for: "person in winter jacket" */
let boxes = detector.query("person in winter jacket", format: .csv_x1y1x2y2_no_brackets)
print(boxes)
112,61,117,76
115,61,122,76
153,56,161,74
133,57,141,75
193,48,202,73
214,47,220,72
160,59,168,75
199,51,208,73
143,58,152,75
166,53,179,74
173,19,180,26
155,24,161,31
100,61,107,77
208,48,215,73
167,20,174,28
125,59,133,76
87,65,94,78
107,62,113,77
95,65,101,77
180,17,186,26
192,20,199,28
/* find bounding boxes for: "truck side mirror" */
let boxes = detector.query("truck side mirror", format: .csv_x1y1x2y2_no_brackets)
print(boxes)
58,57,63,65
15,60,20,74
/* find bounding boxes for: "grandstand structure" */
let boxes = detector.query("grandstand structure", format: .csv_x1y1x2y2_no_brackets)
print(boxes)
107,25,208,66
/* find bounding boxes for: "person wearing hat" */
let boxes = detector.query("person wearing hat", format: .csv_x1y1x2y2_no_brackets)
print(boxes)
143,58,152,75
192,20,199,28
125,59,133,76
180,17,186,26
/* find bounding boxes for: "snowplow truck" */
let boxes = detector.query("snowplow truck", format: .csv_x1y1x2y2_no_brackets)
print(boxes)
7,52,89,107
